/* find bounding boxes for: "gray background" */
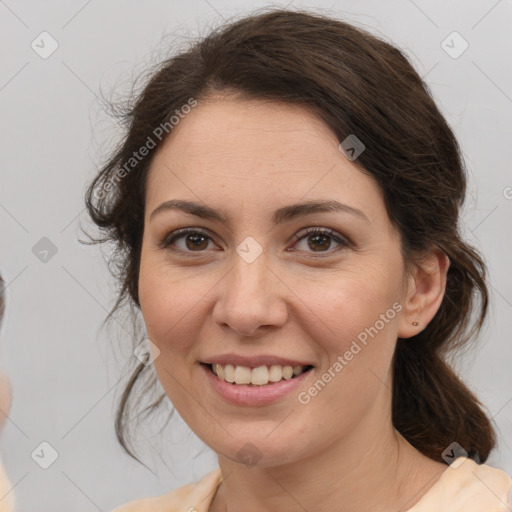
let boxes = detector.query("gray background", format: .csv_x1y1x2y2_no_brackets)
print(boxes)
1,0,511,510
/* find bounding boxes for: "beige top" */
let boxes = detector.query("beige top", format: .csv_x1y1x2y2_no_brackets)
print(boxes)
111,456,512,512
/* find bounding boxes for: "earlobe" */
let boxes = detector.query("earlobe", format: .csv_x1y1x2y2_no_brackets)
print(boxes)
397,247,450,339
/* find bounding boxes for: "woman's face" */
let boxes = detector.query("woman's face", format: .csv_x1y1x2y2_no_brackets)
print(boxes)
138,96,414,467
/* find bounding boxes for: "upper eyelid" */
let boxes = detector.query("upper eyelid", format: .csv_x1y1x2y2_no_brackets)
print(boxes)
160,226,349,250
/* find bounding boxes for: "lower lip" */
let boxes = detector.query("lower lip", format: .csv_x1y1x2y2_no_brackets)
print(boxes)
201,363,313,406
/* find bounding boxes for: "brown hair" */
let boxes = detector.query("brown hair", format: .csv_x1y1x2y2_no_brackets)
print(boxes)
85,7,496,464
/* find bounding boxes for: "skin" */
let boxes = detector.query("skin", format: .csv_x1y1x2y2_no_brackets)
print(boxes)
0,301,15,511
138,95,450,512
0,372,11,431
0,293,11,431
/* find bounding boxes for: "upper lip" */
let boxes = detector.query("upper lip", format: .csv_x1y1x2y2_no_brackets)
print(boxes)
202,354,314,368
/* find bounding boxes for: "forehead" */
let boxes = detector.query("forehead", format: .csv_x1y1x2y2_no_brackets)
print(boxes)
146,96,385,226
153,96,340,169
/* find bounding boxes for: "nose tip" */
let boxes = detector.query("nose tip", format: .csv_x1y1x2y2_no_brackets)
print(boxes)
216,295,287,338
212,255,288,336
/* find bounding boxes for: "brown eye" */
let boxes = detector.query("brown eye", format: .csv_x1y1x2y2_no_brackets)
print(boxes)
160,228,214,252
292,227,349,255
159,226,349,257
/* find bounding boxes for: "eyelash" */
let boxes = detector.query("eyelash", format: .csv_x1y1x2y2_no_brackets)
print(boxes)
158,227,350,257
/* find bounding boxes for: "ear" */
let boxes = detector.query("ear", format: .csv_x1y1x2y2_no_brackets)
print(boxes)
397,246,450,339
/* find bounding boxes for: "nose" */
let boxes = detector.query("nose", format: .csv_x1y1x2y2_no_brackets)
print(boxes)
212,250,288,337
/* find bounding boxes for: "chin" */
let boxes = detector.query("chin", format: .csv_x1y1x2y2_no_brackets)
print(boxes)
207,431,308,469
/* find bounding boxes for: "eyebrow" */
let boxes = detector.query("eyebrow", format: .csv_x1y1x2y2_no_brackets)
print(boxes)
149,199,369,224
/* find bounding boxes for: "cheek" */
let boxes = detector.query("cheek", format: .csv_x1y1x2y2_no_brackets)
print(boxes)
138,257,206,407
138,256,199,354
296,275,401,430
303,264,403,357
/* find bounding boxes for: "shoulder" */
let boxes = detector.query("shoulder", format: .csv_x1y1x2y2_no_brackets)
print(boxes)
110,467,222,512
0,455,15,512
408,456,512,512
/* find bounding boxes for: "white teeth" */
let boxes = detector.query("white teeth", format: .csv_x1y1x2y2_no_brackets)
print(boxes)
251,365,269,385
213,364,226,380
268,365,283,382
224,364,235,383
234,365,251,384
282,366,293,380
211,363,309,385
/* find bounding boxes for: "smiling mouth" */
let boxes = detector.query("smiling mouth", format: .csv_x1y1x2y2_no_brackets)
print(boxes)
204,363,314,386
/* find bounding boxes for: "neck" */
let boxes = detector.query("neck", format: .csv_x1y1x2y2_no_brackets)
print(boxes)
211,393,446,512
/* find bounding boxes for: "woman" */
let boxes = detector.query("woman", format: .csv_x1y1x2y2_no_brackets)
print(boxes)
85,8,512,511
